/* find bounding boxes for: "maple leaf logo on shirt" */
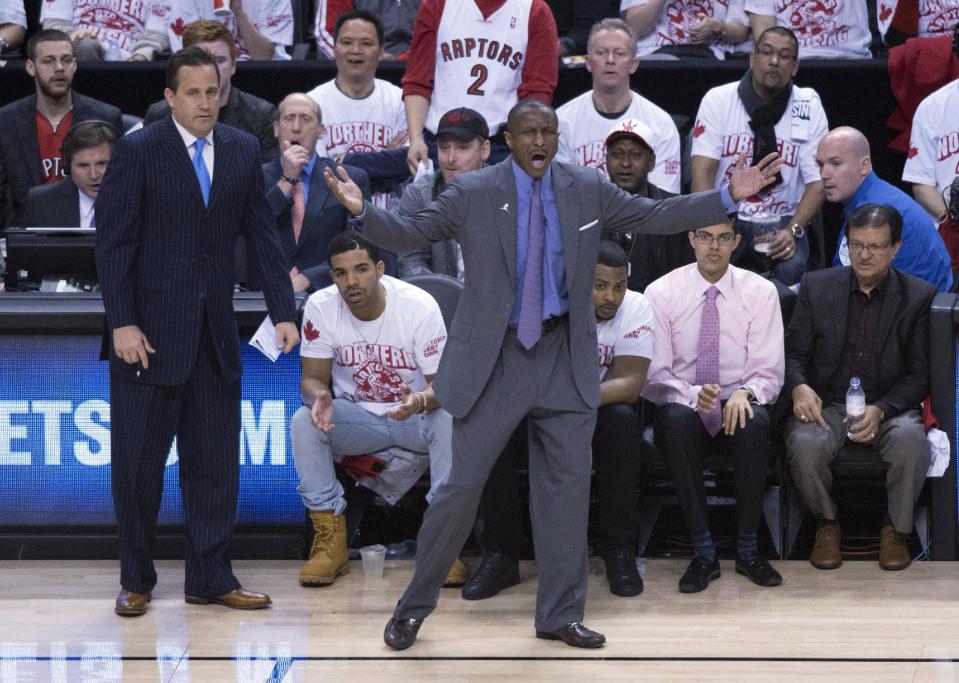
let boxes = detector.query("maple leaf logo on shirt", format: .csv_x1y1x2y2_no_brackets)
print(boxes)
304,319,320,342
879,3,892,21
693,120,706,138
907,146,919,159
170,17,186,36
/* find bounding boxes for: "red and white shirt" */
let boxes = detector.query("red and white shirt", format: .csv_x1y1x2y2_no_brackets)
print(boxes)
36,110,73,183
902,79,959,197
878,0,959,38
306,78,407,210
556,90,682,194
167,0,293,60
620,0,749,60
744,0,870,58
596,290,654,382
300,275,447,416
691,81,828,218
40,0,172,58
402,0,558,135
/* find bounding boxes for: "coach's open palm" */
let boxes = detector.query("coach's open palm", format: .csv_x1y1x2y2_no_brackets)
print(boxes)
323,166,364,216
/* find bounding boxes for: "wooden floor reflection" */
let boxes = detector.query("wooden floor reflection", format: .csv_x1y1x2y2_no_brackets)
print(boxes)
3,558,959,681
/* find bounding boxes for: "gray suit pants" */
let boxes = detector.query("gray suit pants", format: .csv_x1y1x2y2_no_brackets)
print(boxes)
394,320,597,631
784,404,930,533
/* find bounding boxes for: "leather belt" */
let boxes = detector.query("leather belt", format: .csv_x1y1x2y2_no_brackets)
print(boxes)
507,313,569,335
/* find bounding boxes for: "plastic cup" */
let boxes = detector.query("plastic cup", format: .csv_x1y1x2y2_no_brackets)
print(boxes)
748,212,782,254
212,0,232,16
360,544,387,579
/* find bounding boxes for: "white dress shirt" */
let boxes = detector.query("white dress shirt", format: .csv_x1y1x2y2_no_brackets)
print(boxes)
79,191,96,228
171,116,214,178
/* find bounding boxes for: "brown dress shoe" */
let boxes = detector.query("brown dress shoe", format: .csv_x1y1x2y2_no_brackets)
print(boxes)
115,589,151,617
184,587,272,609
809,523,842,569
879,526,912,570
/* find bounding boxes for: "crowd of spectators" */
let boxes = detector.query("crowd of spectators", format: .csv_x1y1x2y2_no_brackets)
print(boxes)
0,0,957,597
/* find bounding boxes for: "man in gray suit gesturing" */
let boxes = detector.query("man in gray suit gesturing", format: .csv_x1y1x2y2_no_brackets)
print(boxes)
324,100,781,650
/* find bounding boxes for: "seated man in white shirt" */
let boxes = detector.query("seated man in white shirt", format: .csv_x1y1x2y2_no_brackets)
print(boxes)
40,0,171,61
23,119,119,227
167,0,293,60
643,220,785,594
901,77,959,219
621,0,751,60
745,0,872,59
291,231,465,587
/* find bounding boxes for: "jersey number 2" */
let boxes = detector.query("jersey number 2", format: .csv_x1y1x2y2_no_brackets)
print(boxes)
467,64,487,96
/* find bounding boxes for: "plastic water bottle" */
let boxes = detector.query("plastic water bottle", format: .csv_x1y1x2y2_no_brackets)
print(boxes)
103,40,124,61
845,376,866,438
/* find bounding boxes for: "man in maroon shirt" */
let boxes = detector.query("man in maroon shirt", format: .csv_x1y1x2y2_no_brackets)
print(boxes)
402,0,558,173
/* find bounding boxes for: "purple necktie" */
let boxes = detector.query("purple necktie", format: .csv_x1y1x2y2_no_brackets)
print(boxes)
695,285,722,436
89,212,95,228
517,178,545,349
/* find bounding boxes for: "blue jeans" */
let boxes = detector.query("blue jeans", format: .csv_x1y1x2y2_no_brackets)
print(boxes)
290,399,453,515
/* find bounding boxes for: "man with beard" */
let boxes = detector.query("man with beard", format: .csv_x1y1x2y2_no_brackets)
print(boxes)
0,29,122,227
691,26,826,286
290,231,455,587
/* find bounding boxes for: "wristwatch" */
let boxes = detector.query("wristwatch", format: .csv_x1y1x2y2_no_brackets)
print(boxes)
789,222,806,239
280,174,301,185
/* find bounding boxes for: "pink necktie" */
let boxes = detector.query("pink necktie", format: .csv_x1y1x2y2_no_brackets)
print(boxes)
695,285,722,436
291,181,305,244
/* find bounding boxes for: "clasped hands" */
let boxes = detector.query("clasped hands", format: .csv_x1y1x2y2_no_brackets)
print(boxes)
697,384,754,436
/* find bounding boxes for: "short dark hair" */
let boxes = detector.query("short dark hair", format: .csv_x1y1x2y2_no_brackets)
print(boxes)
333,10,384,46
597,240,628,269
328,230,381,265
27,29,74,62
848,203,903,244
166,46,219,93
62,120,120,173
756,26,800,55
506,99,557,133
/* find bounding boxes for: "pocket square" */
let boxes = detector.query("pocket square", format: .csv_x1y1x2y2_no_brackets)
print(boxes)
578,219,599,232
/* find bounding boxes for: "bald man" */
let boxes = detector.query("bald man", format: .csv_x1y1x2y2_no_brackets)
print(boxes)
815,127,952,292
261,93,371,292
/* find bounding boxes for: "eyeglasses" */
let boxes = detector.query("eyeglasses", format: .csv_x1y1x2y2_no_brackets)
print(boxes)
693,231,736,245
848,240,892,254
755,46,797,62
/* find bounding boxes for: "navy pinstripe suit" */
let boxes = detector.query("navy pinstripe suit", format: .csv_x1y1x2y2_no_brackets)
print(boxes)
95,115,297,596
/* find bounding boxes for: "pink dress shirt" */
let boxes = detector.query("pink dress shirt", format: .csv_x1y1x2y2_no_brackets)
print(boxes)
642,263,785,408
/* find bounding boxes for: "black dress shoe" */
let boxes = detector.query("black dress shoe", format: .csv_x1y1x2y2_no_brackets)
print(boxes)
679,556,721,593
536,622,606,648
735,553,783,587
461,551,520,601
384,617,424,651
602,547,644,597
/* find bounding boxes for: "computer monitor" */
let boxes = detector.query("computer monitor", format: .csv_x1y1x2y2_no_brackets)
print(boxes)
3,227,97,291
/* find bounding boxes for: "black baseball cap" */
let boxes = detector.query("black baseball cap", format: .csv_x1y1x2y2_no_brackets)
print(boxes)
436,107,489,142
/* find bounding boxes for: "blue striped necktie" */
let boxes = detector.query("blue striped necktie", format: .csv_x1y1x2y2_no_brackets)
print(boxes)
193,138,211,206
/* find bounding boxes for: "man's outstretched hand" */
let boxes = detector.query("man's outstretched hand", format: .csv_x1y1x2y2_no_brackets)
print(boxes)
323,166,365,216
728,152,785,202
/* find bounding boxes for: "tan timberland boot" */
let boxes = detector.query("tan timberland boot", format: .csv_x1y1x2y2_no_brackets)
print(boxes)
299,510,350,585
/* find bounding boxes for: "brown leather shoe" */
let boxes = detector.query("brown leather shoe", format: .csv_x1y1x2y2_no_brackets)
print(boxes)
115,589,151,617
184,587,272,610
879,526,912,570
809,523,842,569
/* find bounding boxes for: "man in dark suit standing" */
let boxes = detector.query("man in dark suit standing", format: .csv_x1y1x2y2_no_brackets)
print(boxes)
261,93,370,293
784,203,935,572
95,47,299,617
22,119,119,227
0,29,123,227
325,99,781,650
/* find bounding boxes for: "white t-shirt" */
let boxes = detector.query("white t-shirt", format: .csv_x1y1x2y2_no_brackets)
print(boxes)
556,91,681,194
41,0,171,57
902,80,959,195
306,78,408,211
0,1,27,28
878,0,959,38
620,0,748,60
427,0,531,135
596,290,654,382
743,0,870,58
168,0,293,60
300,276,448,416
691,81,828,217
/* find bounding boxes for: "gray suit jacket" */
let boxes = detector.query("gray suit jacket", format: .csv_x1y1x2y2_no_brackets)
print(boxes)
362,158,728,418
397,172,460,279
